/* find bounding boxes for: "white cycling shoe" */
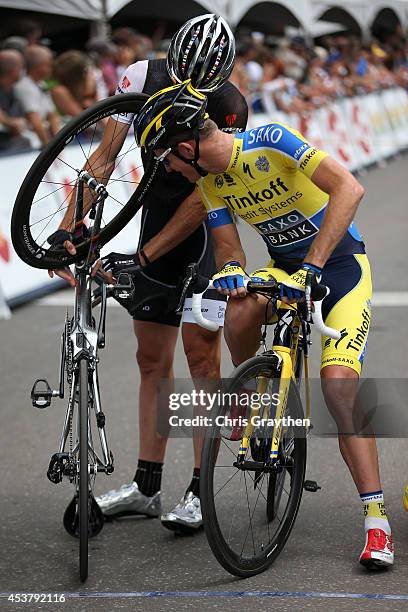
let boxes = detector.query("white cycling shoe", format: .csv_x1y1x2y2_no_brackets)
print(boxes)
95,482,161,518
161,492,203,534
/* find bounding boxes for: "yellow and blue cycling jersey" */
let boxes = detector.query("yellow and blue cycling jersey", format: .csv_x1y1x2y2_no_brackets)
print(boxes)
198,122,365,259
197,121,371,374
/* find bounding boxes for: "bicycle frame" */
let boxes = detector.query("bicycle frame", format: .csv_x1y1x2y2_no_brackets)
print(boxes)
56,263,113,478
237,304,311,468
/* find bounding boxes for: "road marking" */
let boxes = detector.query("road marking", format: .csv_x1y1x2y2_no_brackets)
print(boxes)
2,591,408,600
372,292,408,306
35,292,408,307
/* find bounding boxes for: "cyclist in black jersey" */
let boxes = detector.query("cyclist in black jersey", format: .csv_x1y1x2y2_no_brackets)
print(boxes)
48,15,248,533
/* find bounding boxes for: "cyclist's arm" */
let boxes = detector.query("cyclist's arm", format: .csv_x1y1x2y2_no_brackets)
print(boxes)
141,190,207,262
211,223,246,270
198,178,246,269
305,156,365,268
58,116,129,233
48,116,130,287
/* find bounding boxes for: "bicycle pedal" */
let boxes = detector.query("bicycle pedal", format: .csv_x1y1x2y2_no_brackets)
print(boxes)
31,378,54,408
303,480,321,492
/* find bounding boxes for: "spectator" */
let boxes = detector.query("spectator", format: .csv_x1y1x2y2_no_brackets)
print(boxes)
14,45,61,146
304,47,337,104
111,28,149,61
2,36,28,54
86,37,117,96
393,44,408,89
230,55,251,99
113,41,135,81
50,50,99,120
276,39,307,81
12,19,43,45
0,49,30,152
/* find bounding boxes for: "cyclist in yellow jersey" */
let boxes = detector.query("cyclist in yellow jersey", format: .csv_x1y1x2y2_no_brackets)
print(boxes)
133,81,394,569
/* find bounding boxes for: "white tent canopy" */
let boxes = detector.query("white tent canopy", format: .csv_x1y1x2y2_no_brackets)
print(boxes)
0,0,407,34
0,0,101,20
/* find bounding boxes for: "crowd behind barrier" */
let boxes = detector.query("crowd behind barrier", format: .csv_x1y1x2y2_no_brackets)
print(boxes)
0,17,407,152
0,18,408,308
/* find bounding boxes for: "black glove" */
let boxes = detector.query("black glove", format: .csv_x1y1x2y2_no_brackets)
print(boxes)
102,252,143,278
48,225,89,248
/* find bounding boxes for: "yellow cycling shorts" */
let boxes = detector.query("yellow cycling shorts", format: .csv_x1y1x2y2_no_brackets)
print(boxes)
250,254,372,376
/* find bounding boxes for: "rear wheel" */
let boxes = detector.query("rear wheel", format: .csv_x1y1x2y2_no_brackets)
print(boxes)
11,93,154,269
200,355,306,577
78,359,89,582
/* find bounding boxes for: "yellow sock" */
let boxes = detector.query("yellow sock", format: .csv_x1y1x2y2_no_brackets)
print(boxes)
360,490,391,534
403,487,408,512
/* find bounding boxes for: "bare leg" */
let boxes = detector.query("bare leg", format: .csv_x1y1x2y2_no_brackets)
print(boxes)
134,320,179,462
182,322,222,468
224,294,270,365
321,365,381,493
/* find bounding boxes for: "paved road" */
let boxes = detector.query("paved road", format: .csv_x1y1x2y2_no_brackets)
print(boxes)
1,155,408,611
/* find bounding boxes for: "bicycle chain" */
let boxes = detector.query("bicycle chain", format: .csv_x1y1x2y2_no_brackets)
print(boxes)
65,315,73,386
64,314,75,471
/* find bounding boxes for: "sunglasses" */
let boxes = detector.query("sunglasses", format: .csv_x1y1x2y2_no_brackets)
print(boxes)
154,147,172,166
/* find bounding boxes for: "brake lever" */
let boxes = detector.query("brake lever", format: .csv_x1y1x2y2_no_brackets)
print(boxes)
175,263,199,314
97,282,107,348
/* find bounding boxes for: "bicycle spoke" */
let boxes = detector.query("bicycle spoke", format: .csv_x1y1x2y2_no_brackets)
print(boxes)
213,467,241,498
30,205,69,228
33,183,73,205
35,193,74,244
242,471,269,556
241,470,257,557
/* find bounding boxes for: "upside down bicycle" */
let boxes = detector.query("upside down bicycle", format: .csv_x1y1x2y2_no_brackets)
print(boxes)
11,93,157,582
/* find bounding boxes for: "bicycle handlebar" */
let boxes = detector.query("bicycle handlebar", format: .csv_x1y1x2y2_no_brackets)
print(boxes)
191,278,341,339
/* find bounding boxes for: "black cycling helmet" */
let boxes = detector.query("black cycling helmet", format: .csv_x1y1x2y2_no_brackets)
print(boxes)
167,13,235,93
134,80,209,175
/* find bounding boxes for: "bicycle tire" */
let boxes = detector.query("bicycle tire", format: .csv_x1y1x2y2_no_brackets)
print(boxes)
200,355,306,577
11,93,153,269
78,358,89,583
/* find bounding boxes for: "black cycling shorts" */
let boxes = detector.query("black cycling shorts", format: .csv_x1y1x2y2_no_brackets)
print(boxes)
119,192,225,327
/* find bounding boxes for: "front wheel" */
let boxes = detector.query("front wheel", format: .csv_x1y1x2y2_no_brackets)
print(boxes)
200,355,306,577
11,93,153,269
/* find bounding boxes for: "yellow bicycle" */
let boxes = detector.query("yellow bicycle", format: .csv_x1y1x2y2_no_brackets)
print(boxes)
186,266,340,577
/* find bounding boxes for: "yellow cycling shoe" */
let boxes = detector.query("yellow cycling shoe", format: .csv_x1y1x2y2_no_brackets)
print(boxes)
403,487,408,512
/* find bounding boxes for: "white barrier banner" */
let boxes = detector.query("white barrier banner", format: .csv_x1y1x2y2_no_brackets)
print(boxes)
0,136,143,303
319,103,361,171
364,93,397,159
341,97,378,167
289,112,327,156
381,88,408,148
